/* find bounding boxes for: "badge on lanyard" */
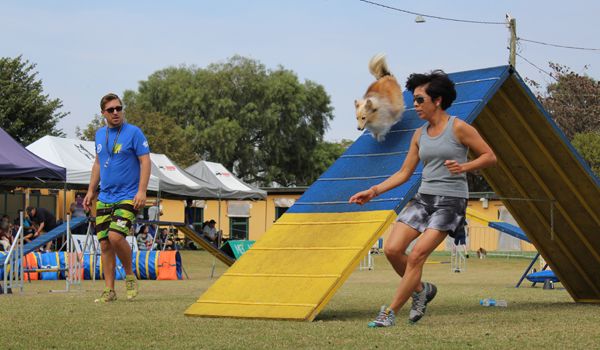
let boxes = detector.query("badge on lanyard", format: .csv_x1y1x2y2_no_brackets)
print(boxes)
105,124,123,168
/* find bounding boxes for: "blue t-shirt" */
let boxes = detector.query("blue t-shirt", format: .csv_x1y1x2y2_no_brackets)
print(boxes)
95,123,150,203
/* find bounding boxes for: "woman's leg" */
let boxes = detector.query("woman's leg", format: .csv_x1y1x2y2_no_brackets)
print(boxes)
384,222,420,278
389,228,447,314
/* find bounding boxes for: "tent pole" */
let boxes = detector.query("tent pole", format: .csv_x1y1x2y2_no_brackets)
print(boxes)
63,182,67,221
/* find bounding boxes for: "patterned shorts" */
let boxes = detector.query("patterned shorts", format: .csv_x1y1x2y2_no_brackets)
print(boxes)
396,193,467,238
95,200,137,241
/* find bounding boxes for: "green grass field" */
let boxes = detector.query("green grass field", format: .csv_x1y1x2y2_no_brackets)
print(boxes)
1,250,599,349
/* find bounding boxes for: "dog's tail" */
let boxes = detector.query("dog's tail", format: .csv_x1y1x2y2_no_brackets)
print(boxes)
368,53,392,80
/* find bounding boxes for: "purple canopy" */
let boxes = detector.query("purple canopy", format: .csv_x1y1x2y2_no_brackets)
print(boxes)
0,127,66,181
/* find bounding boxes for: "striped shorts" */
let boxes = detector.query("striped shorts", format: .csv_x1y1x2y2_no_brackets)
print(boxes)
95,200,137,240
396,193,467,238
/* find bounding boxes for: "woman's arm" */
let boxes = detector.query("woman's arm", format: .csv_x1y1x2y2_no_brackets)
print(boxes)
349,129,422,205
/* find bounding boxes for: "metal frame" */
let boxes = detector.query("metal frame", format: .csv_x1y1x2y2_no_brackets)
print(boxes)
2,212,25,294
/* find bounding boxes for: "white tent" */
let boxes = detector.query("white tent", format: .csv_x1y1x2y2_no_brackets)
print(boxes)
185,160,266,200
27,136,173,193
27,136,266,200
149,153,220,198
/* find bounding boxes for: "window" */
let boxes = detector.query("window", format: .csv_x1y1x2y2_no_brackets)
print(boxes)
229,217,249,240
275,207,288,221
273,198,295,222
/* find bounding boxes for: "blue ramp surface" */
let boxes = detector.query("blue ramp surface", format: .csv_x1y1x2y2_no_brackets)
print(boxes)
290,66,509,215
488,221,530,243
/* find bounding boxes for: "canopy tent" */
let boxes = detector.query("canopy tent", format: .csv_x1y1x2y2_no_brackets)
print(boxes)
149,153,220,198
25,136,233,199
185,161,266,200
0,128,65,182
26,136,160,190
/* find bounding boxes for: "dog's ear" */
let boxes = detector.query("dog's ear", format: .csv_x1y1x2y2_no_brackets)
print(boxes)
365,98,373,110
354,99,360,109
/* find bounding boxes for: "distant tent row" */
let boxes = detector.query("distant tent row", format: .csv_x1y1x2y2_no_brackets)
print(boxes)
1,131,265,201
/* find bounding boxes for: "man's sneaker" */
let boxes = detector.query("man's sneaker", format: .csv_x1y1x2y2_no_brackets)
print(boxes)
409,282,437,323
368,305,396,328
125,275,138,301
94,287,117,303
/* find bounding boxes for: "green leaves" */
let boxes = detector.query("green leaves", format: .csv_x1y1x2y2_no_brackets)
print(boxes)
0,55,66,144
572,132,600,176
118,55,338,186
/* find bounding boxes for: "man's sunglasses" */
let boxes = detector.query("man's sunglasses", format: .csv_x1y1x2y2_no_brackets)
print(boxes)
414,96,426,105
105,106,123,113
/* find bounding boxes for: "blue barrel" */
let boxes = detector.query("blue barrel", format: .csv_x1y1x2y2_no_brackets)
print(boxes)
82,253,125,280
133,250,159,280
82,254,100,280
0,252,6,280
39,252,63,280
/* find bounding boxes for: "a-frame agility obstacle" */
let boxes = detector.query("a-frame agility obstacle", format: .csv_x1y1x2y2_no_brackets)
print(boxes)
185,66,600,320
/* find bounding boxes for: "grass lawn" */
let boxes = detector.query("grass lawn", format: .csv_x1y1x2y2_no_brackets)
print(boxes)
1,250,599,349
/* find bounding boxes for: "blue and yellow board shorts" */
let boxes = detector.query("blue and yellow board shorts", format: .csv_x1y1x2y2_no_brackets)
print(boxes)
95,200,137,241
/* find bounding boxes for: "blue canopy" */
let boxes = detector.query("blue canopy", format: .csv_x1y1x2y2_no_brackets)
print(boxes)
0,127,66,181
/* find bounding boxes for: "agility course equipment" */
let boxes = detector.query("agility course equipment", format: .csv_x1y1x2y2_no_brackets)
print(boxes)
185,65,600,320
2,215,88,294
0,217,87,263
177,224,235,266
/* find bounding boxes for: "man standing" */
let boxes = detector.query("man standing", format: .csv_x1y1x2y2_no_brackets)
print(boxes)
83,93,151,303
26,206,58,251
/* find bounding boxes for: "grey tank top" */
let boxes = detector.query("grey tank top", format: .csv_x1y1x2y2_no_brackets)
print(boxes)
418,116,468,198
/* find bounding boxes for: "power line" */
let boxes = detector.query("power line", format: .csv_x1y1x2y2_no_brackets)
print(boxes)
519,38,600,52
358,0,505,25
359,0,600,53
515,53,556,81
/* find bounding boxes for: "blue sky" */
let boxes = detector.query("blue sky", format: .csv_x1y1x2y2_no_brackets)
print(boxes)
2,0,599,143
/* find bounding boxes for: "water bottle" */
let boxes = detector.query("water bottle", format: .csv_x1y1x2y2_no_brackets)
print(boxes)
480,298,507,307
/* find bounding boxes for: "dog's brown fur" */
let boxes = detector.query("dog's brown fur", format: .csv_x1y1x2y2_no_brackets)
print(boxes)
355,54,404,141
477,247,488,259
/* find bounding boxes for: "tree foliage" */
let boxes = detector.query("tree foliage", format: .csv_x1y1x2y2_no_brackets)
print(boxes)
0,55,66,144
122,55,335,186
529,63,600,140
572,132,600,176
527,63,600,177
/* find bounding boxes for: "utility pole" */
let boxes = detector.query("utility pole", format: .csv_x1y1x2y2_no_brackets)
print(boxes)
507,14,517,67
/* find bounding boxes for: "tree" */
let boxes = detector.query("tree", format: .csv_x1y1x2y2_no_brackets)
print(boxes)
0,55,66,144
527,63,600,177
529,63,600,140
572,132,600,176
123,56,335,186
75,114,104,141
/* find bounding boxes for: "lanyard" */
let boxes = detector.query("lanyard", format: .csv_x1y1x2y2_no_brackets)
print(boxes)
104,123,124,168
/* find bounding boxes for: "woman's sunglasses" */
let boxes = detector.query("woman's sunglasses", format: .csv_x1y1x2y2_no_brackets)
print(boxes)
414,96,426,105
105,106,123,113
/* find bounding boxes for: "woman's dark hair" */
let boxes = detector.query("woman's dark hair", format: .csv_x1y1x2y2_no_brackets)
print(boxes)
405,70,456,110
138,224,148,234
